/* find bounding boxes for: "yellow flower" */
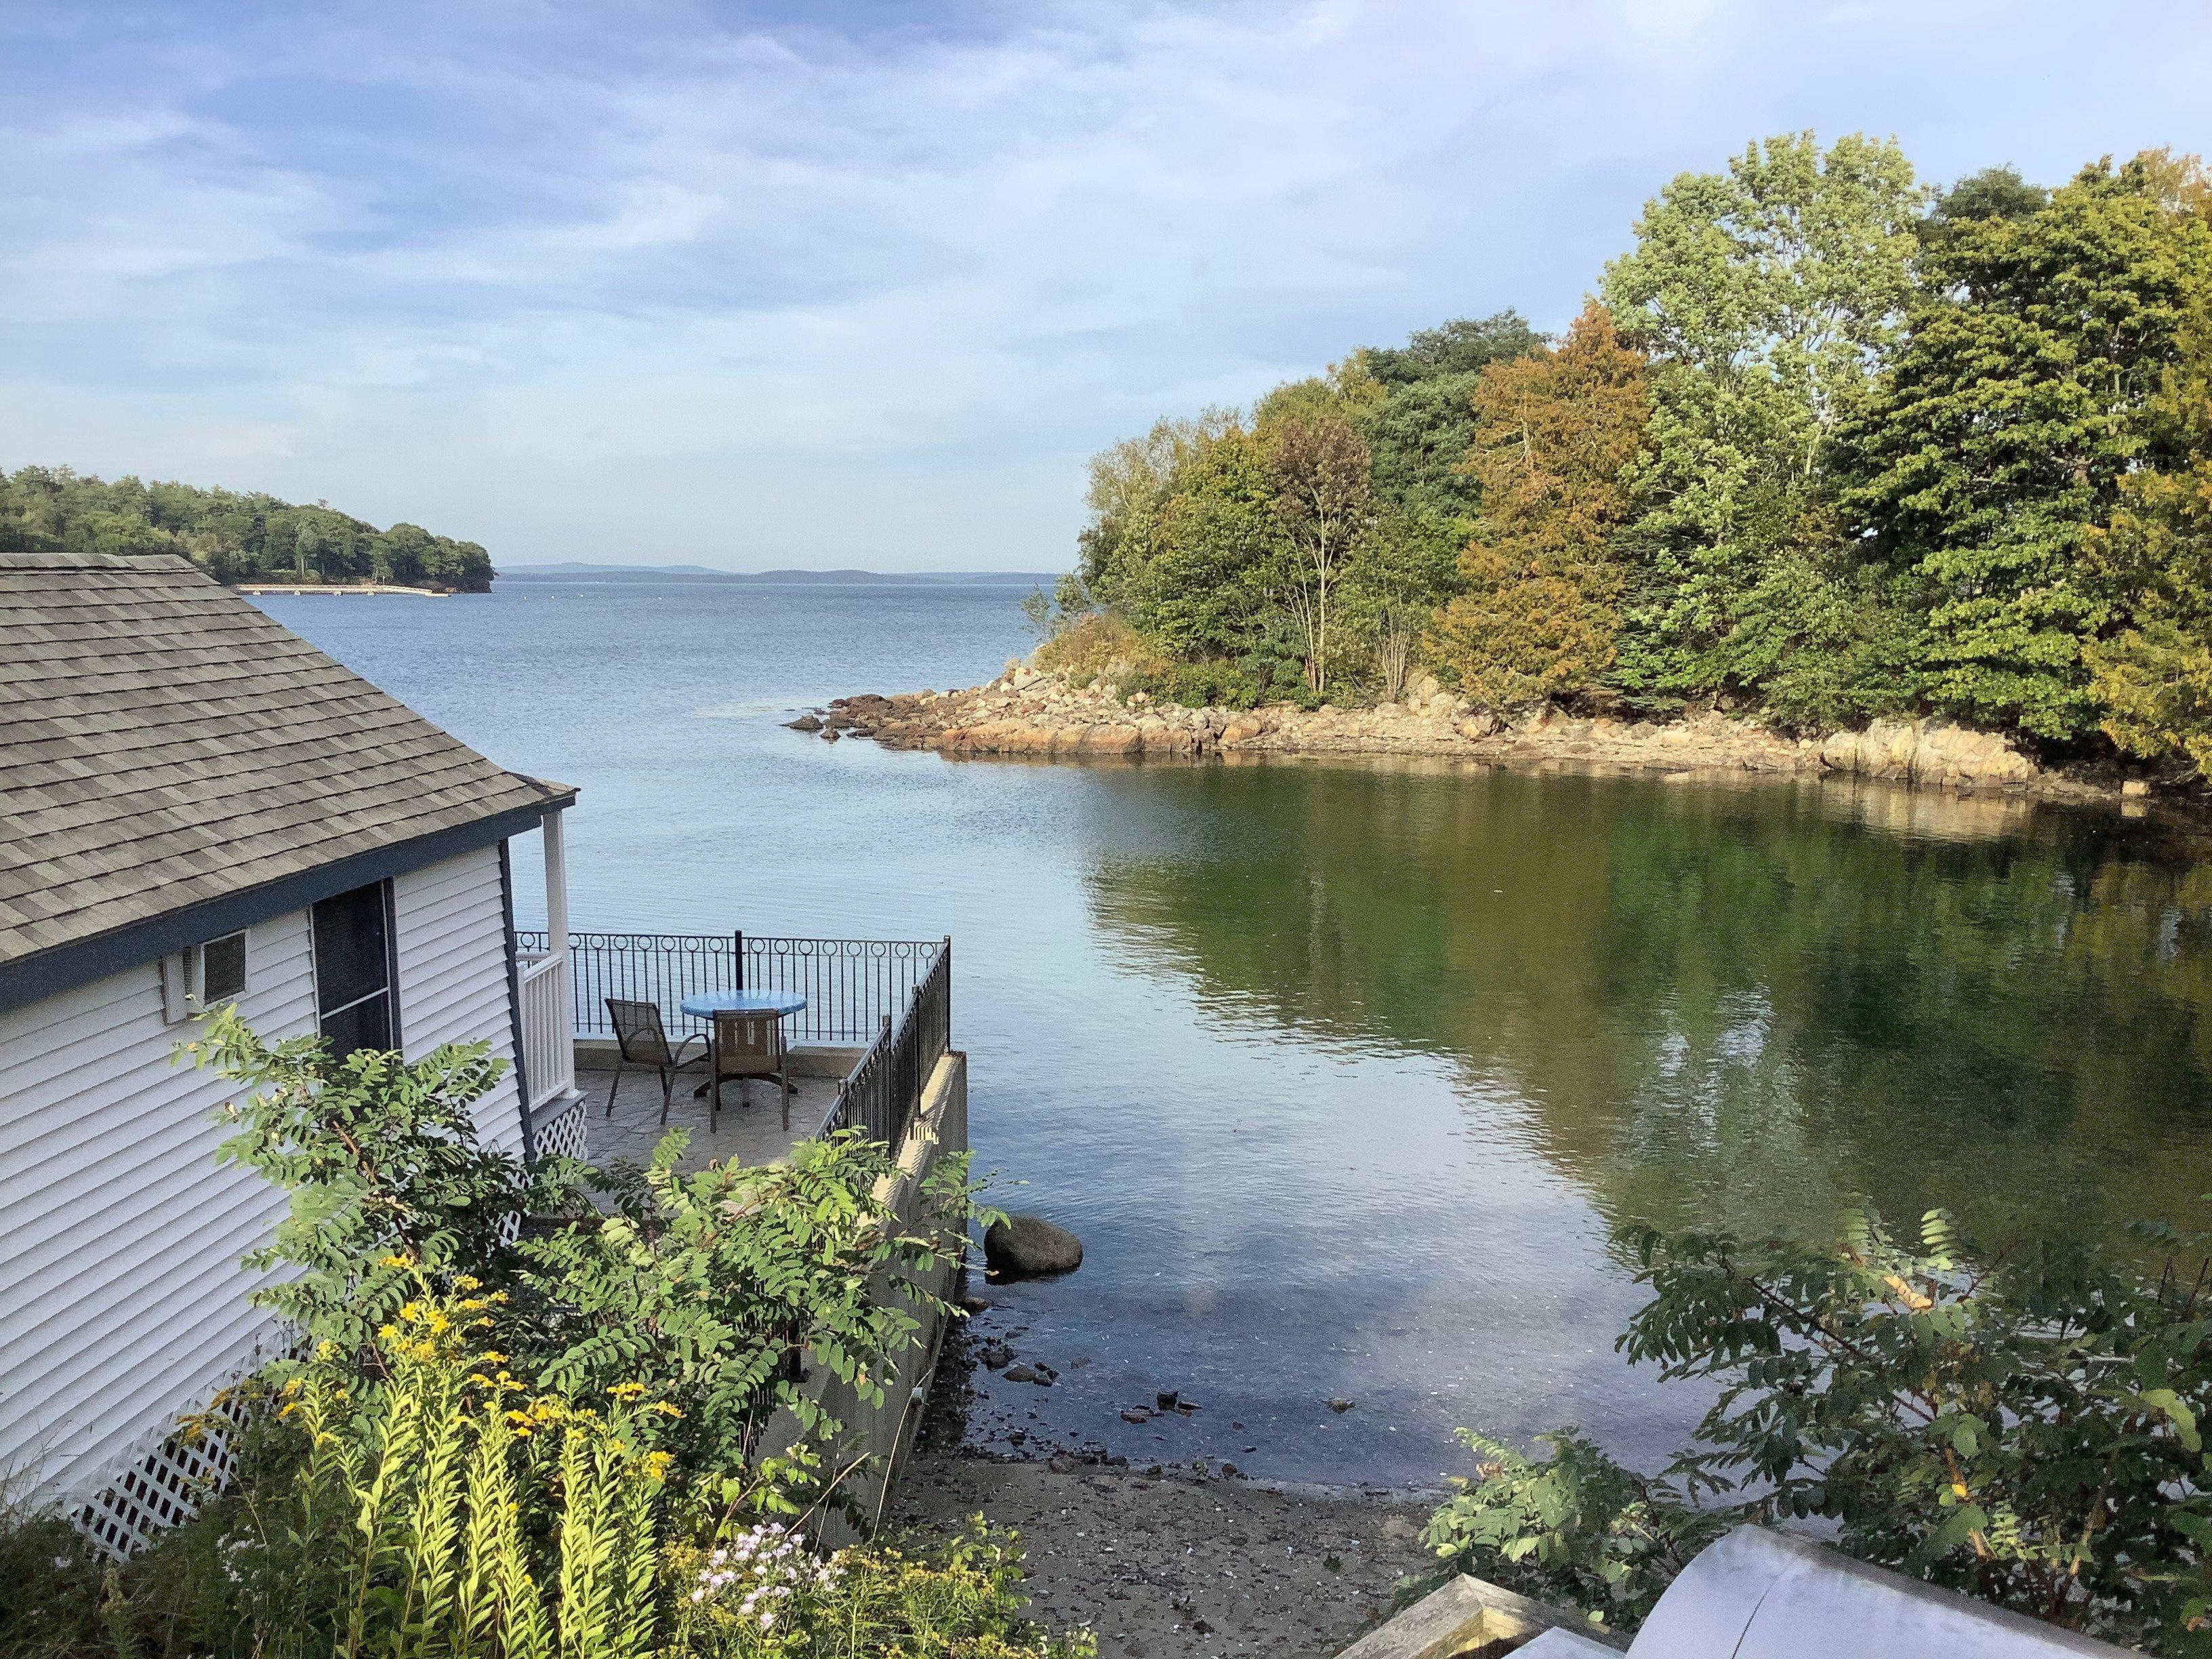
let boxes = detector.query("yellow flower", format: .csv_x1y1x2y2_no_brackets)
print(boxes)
607,1381,649,1400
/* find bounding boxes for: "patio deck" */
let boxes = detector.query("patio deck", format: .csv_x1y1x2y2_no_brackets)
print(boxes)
575,1065,839,1172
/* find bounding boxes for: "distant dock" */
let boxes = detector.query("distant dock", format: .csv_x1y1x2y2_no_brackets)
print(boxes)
235,583,455,597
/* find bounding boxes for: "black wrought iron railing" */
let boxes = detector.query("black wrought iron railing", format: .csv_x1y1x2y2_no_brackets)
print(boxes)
514,930,941,1046
834,938,952,1149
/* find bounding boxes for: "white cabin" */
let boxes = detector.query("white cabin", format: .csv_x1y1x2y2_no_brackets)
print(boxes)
0,550,581,1552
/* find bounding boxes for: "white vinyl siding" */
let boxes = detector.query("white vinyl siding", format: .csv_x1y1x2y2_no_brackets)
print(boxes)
0,913,312,1512
0,842,526,1515
391,846,524,1155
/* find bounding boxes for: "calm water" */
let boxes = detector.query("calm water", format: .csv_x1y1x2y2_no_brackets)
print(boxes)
259,582,2212,1490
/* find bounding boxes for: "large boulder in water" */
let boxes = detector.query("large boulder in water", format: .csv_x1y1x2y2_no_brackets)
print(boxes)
985,1213,1083,1277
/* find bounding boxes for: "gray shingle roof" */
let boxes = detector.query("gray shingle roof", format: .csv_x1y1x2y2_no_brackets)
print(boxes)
0,551,573,968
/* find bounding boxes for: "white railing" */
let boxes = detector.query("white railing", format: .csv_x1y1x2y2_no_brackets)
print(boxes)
517,948,575,1110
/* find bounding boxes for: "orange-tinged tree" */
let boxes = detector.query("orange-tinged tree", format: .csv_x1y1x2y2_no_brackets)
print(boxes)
1429,304,1652,709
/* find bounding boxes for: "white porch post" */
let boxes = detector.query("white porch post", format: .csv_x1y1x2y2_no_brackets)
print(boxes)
516,806,578,1136
543,808,570,961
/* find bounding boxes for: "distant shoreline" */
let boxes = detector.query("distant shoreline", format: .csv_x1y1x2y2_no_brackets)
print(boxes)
498,565,1056,586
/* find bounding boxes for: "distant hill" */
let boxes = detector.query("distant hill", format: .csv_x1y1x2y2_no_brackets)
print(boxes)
501,563,1059,586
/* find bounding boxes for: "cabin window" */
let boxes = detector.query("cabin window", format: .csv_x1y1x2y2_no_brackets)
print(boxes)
312,880,397,1058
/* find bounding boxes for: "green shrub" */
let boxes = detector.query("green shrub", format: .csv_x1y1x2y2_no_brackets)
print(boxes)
199,1008,981,1515
195,1015,527,1369
670,1520,1092,1658
527,1132,986,1523
1031,611,1151,682
1420,1430,1722,1633
1427,1209,2212,1654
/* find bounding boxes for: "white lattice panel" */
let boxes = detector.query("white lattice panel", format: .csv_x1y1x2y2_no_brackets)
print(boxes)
535,1094,588,1162
73,1392,248,1560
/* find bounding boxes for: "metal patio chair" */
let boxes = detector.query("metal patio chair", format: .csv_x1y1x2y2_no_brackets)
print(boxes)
604,997,706,1125
708,1007,792,1132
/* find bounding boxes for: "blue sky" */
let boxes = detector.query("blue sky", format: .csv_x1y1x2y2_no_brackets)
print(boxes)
3,2,2208,572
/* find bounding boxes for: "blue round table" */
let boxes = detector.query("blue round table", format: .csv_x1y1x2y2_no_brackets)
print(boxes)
678,989,806,1019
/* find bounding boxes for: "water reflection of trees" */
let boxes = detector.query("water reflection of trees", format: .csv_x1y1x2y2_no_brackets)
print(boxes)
1083,760,2212,1246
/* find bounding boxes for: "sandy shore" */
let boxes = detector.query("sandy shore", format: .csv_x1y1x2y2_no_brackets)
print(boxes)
890,1450,1437,1657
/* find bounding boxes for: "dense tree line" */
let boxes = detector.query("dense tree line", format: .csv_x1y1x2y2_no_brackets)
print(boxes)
0,465,496,590
1059,135,2212,771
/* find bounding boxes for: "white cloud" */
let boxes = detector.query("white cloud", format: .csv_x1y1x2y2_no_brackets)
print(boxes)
0,0,2206,568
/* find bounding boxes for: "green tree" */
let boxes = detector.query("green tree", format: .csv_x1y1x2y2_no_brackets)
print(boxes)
1142,423,1289,665
1345,506,1462,700
2083,296,2212,769
1252,358,1384,435
1428,304,1650,710
1359,375,1487,521
1922,165,2049,248
1073,412,1233,613
1359,312,1546,523
1845,155,2212,739
1602,132,1923,710
1269,415,1376,695
1360,311,1545,388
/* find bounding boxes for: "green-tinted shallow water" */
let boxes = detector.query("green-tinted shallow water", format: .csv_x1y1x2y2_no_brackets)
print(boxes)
260,583,2212,1490
1092,759,2212,1248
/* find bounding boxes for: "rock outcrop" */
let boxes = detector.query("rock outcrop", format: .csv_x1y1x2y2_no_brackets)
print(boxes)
1816,718,2039,787
795,663,2106,800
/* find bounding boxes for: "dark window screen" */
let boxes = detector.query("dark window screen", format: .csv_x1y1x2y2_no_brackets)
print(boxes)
313,882,394,1058
200,932,247,1002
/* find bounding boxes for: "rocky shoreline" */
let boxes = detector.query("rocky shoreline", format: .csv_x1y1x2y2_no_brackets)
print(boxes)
793,664,2126,803
896,1307,1435,1658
